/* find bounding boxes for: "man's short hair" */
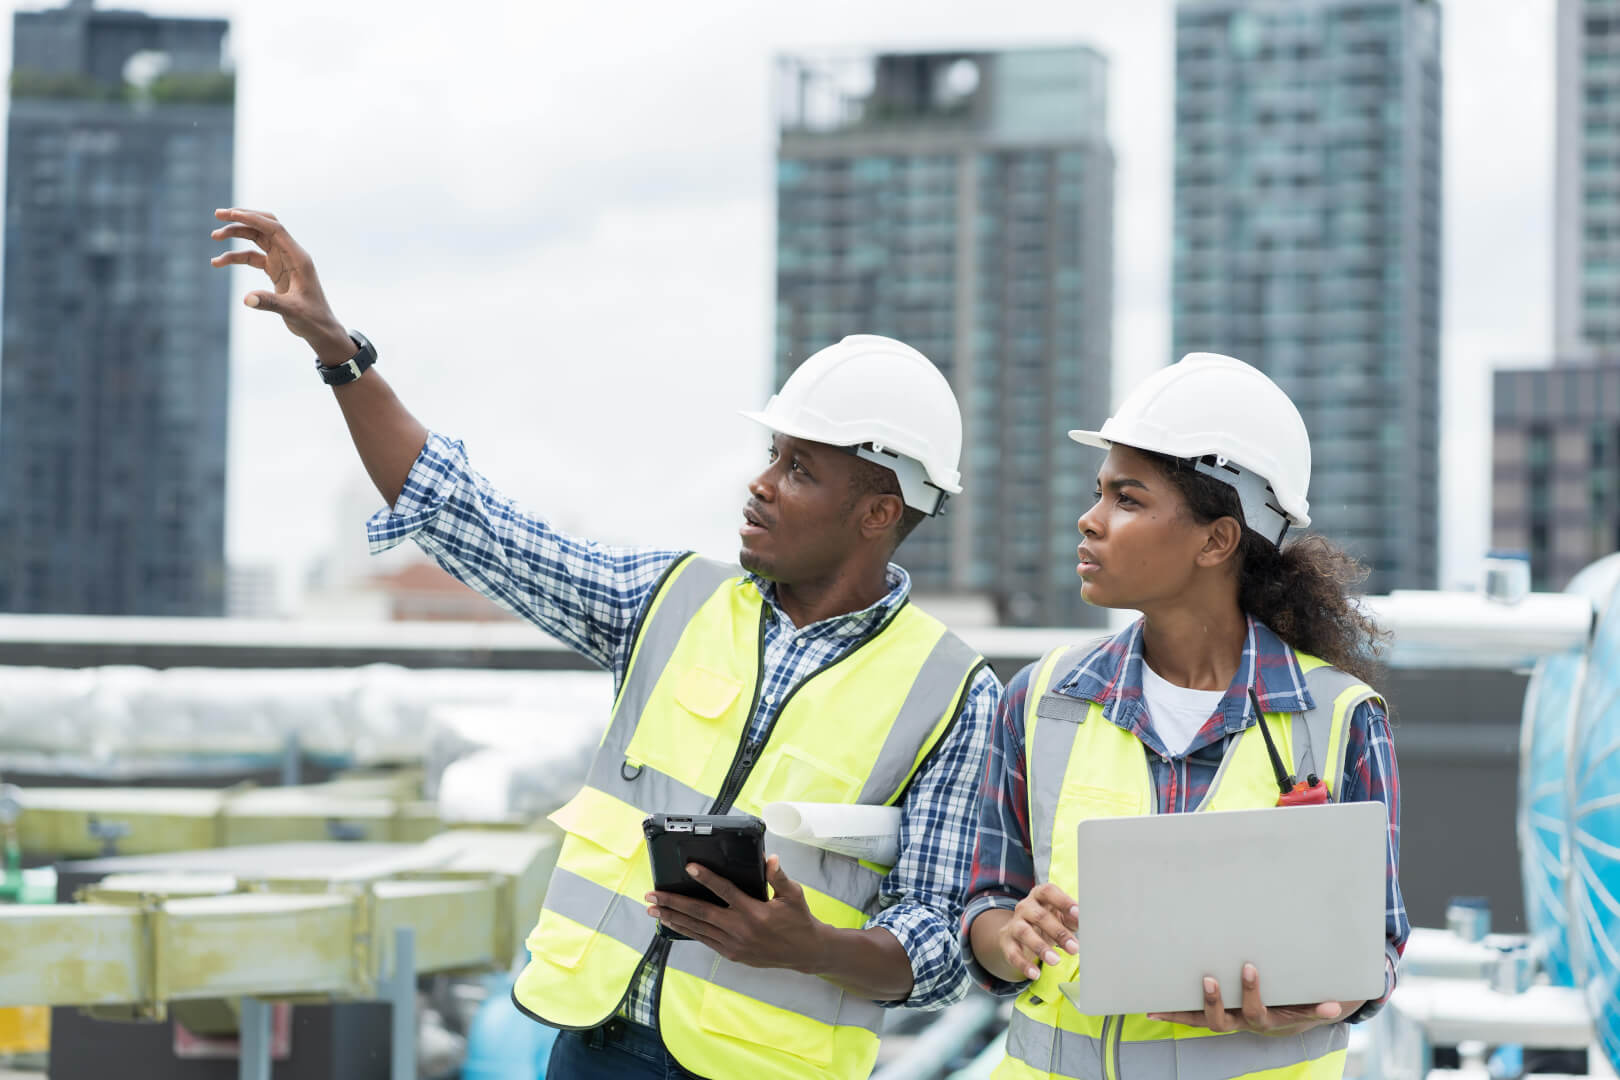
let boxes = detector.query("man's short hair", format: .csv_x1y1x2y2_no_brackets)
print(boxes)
847,454,927,548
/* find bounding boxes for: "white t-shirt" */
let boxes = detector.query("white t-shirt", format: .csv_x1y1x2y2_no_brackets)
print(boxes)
1140,662,1228,758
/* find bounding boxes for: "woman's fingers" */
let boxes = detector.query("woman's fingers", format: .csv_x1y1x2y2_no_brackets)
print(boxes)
1031,882,1081,930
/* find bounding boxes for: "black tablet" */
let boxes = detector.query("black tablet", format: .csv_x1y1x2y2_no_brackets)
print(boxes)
643,813,769,941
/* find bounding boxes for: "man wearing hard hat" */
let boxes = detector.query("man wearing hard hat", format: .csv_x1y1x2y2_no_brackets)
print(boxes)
211,208,1001,1080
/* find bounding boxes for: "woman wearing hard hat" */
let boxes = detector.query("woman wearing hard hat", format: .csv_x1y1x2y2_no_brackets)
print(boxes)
962,353,1406,1078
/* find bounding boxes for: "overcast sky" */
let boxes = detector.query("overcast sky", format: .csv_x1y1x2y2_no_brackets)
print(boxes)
1,0,1558,604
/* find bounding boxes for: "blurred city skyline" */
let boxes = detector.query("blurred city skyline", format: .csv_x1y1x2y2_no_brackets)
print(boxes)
0,0,1559,612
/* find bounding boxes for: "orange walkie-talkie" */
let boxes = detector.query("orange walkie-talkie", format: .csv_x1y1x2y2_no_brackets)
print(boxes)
1249,689,1331,807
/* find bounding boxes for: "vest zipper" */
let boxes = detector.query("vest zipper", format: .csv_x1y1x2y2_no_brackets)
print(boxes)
710,608,771,815
647,593,909,1049
1102,1013,1123,1080
612,609,769,1042
709,597,907,815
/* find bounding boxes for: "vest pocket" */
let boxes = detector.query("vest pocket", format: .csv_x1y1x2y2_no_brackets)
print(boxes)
625,665,741,788
753,744,863,808
527,905,597,971
697,977,838,1066
672,665,743,718
1060,783,1144,819
534,789,647,970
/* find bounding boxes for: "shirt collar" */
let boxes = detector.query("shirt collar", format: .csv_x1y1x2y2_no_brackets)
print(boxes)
1054,614,1314,736
743,562,911,635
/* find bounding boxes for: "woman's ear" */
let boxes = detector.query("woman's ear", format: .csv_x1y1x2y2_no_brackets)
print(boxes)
1197,515,1244,569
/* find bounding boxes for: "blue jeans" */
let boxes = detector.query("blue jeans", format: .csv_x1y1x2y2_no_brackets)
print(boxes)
545,1019,705,1080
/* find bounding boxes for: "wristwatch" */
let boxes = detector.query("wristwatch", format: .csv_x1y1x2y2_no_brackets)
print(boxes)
316,330,376,386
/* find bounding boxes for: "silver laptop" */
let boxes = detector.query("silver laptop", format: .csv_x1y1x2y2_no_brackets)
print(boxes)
1059,801,1388,1016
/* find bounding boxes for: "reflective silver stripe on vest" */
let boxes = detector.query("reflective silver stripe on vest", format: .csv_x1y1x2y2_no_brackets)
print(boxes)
769,832,886,914
1029,645,1100,883
666,939,884,1035
607,555,743,754
1170,1022,1348,1080
540,867,658,955
584,753,711,817
1004,1009,1348,1080
854,627,984,805
1295,666,1378,795
582,555,743,819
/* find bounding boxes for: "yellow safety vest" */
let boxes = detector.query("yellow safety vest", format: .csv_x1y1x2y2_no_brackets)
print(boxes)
994,641,1382,1080
513,554,985,1080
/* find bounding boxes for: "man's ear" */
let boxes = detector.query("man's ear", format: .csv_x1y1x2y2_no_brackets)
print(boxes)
862,493,905,540
1196,515,1243,569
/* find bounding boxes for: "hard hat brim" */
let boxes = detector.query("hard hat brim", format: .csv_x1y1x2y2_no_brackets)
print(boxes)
1067,429,1110,450
741,409,964,495
738,408,842,450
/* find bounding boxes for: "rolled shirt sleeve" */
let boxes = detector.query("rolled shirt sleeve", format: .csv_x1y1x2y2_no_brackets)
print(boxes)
867,666,1003,1010
365,431,682,672
960,662,1040,998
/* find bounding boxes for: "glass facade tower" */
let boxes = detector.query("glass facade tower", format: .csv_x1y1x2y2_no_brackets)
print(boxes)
775,48,1114,627
1173,0,1442,592
1,0,234,614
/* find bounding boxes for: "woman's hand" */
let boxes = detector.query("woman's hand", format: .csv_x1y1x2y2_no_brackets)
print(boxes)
1147,964,1363,1034
987,883,1081,982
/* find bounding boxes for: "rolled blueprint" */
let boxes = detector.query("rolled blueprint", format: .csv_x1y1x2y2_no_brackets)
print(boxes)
762,801,902,866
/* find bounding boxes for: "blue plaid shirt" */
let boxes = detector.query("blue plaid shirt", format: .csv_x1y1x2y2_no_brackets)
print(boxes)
367,433,1002,1022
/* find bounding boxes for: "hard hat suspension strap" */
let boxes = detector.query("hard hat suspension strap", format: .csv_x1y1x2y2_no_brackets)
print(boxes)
1192,456,1290,547
852,444,947,517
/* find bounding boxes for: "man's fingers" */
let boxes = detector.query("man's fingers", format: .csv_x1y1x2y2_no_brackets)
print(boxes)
686,863,743,906
646,891,725,925
651,909,731,954
243,290,284,313
211,250,266,270
765,854,797,899
211,224,268,252
214,207,282,235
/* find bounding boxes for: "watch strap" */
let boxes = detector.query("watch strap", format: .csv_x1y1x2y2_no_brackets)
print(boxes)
317,331,376,386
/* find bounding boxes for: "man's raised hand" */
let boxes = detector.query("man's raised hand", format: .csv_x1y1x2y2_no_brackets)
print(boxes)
210,208,353,364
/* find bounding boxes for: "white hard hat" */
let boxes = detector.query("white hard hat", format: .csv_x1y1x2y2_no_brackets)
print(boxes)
742,335,963,516
1068,352,1312,544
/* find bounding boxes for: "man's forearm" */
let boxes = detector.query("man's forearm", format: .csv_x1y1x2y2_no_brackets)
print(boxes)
811,924,916,1002
327,368,428,508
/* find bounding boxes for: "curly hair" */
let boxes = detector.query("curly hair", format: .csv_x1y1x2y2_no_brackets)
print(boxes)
1143,451,1390,688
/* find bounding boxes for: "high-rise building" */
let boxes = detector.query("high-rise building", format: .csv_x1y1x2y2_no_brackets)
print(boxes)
1493,363,1620,591
1,0,234,614
1173,0,1443,593
774,48,1114,627
1557,0,1620,359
